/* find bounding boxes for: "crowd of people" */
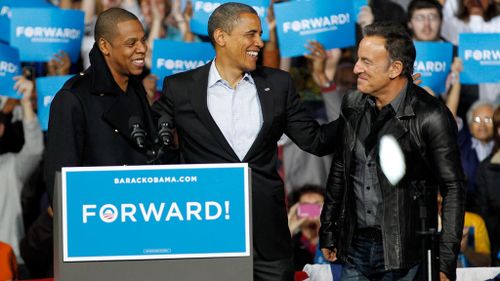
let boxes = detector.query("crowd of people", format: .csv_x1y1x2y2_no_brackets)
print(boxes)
0,0,499,280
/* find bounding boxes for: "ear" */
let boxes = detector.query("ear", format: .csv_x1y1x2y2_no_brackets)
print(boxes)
389,61,404,79
213,28,227,47
98,37,110,56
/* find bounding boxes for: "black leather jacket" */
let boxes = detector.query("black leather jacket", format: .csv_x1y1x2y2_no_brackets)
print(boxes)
320,83,465,280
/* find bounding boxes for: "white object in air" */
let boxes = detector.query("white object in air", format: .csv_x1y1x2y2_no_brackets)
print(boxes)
379,135,406,185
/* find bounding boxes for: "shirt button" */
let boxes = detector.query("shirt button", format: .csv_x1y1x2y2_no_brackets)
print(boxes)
367,210,372,214
366,186,370,190
114,129,119,133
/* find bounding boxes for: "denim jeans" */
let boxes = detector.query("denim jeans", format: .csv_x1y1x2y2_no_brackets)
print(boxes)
341,231,420,281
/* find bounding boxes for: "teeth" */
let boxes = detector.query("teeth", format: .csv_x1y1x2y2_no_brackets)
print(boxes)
247,51,258,57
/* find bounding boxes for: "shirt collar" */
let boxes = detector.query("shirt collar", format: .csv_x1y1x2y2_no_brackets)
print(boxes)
208,58,254,89
366,82,407,113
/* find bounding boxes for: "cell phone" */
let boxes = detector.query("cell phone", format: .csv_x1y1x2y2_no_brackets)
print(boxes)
297,203,322,218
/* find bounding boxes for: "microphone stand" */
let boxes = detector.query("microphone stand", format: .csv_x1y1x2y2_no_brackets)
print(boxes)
412,181,440,281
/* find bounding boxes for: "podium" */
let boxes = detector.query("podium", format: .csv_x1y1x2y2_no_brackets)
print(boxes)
53,164,253,281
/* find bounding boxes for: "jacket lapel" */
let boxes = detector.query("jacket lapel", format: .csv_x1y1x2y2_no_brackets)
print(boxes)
242,72,274,162
189,63,240,160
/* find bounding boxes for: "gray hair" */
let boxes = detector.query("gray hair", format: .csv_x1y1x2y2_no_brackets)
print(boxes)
207,2,257,46
466,100,496,125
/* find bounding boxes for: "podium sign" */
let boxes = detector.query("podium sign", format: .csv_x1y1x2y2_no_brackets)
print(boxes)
55,164,253,281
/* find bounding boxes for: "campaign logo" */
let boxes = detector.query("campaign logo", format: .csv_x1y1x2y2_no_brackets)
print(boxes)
463,49,500,66
15,26,81,43
156,58,211,73
414,61,448,77
0,60,17,76
282,13,351,36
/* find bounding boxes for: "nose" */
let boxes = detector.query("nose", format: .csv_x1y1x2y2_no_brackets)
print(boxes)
136,40,147,54
255,34,264,49
353,60,363,75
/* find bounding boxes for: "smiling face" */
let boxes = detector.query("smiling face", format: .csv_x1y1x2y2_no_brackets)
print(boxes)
215,12,264,74
101,19,147,85
353,36,396,97
409,8,442,41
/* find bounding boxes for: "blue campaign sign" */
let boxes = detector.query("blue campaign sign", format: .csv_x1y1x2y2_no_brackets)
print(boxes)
459,33,500,84
9,8,84,63
62,164,251,261
36,75,72,131
190,0,270,41
0,0,54,43
0,43,21,99
151,40,214,89
275,0,356,58
414,42,453,95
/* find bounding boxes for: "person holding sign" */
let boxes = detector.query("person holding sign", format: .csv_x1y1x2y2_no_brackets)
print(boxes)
45,8,177,202
0,75,43,274
319,22,465,281
152,3,337,280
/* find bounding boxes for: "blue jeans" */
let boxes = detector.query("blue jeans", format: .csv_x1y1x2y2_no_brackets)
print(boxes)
341,231,420,281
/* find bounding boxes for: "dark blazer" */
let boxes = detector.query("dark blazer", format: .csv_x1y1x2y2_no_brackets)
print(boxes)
44,45,171,202
152,62,337,260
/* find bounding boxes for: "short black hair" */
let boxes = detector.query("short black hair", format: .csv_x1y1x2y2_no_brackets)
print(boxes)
207,2,258,46
289,185,325,205
407,0,443,20
94,7,140,42
363,22,416,79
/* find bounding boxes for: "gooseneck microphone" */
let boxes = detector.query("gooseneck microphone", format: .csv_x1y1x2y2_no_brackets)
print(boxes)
158,116,173,147
129,116,146,149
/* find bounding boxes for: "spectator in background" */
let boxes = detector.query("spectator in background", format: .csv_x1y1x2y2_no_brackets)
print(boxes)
407,0,444,41
476,105,500,266
441,0,500,104
0,76,44,277
459,101,495,211
288,186,325,271
0,241,17,281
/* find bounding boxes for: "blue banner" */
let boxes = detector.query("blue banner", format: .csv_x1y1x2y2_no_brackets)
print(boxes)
36,75,72,131
414,42,453,95
0,43,21,99
459,33,500,84
62,164,251,261
9,8,84,63
0,0,54,43
274,0,355,58
190,0,270,41
152,40,214,89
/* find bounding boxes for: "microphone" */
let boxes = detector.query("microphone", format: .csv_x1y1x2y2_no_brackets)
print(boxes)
158,116,173,147
129,116,146,149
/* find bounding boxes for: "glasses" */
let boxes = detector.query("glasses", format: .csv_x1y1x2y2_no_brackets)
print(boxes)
472,116,493,124
411,14,440,22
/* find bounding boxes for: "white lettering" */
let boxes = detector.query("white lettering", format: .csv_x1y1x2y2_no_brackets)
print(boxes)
139,203,165,222
82,205,96,223
205,201,222,220
121,203,137,222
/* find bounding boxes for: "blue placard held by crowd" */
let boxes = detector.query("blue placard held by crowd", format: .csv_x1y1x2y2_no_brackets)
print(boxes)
62,164,251,262
274,0,355,58
414,42,453,95
0,0,54,43
152,40,215,89
0,43,21,99
36,75,72,131
9,7,84,63
190,0,270,41
459,33,500,84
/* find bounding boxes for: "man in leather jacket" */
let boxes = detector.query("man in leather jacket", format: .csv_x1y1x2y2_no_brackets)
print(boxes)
319,22,465,281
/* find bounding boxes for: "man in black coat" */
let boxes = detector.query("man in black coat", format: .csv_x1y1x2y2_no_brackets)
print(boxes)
45,8,175,202
152,3,337,280
319,22,465,281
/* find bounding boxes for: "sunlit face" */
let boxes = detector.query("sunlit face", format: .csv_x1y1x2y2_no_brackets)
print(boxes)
353,36,395,96
409,8,442,41
218,13,264,73
105,19,147,80
470,105,494,143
